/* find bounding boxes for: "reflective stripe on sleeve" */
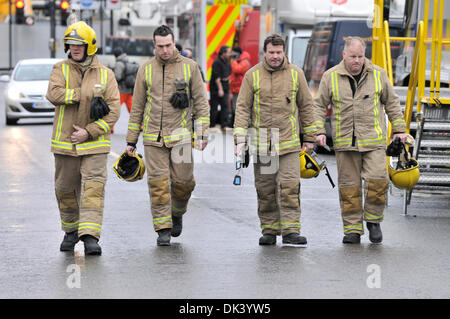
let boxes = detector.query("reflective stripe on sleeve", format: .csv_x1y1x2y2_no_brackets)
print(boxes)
95,119,110,133
128,123,141,131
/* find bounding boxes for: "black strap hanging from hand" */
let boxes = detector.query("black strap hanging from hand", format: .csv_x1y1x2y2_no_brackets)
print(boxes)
324,166,335,188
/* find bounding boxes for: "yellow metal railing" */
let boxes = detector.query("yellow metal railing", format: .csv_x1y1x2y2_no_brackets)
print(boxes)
372,0,450,135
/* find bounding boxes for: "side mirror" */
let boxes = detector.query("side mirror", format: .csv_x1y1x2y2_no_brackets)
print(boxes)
0,74,11,82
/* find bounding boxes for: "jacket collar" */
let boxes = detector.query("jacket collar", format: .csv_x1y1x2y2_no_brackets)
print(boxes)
155,48,182,65
67,54,100,70
262,56,288,72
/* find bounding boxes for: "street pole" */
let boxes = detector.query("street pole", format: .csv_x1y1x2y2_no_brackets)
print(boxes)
50,0,56,58
100,0,104,53
110,9,114,37
200,0,207,81
9,0,12,69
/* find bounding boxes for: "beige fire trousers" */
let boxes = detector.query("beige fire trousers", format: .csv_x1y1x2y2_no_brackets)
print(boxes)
144,143,195,232
253,151,302,236
335,149,389,235
54,153,107,240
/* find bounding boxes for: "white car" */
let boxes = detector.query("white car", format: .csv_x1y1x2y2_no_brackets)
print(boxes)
2,58,62,125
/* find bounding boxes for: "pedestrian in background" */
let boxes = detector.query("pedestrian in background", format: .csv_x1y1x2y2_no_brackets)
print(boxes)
209,45,232,131
314,36,407,244
233,34,317,246
229,46,251,126
112,46,134,134
46,21,121,255
113,46,133,114
124,25,210,246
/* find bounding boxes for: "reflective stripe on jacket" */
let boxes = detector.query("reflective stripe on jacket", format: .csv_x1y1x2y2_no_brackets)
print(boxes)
126,50,210,148
46,56,121,156
233,57,316,156
314,59,406,152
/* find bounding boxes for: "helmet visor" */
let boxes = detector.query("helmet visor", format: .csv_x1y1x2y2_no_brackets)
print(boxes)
65,39,85,45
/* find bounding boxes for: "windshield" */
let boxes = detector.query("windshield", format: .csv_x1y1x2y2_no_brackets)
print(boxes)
13,64,54,81
291,37,309,68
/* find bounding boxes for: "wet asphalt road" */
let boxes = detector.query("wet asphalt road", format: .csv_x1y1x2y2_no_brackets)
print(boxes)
1,82,450,301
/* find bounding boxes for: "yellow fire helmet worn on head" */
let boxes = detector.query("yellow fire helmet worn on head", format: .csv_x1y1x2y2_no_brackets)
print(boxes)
63,21,98,56
388,143,420,190
113,151,145,182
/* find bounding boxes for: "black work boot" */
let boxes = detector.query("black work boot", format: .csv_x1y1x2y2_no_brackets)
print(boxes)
259,234,276,245
60,231,79,252
157,228,171,246
80,235,102,255
171,216,183,237
342,233,361,244
366,222,383,243
282,233,307,245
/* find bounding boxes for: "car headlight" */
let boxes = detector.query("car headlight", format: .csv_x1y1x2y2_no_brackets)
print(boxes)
7,87,25,100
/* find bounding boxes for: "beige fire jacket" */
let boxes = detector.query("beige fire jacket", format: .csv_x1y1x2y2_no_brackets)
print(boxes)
233,57,317,155
126,50,209,148
314,58,406,152
46,55,121,156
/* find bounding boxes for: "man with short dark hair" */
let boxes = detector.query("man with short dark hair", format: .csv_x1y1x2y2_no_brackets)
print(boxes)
233,34,317,246
124,25,210,246
210,45,232,130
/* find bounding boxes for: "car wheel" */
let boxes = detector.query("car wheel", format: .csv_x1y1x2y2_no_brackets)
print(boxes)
5,114,18,125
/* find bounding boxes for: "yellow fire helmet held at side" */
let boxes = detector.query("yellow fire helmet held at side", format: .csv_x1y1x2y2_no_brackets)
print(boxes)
113,151,146,182
299,150,322,178
63,21,98,56
299,150,335,188
388,143,420,191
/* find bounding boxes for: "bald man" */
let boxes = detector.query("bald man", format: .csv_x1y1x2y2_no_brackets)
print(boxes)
313,36,407,244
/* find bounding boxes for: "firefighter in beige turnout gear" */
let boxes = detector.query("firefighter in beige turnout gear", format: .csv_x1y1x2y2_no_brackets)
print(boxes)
314,37,408,244
125,25,209,246
234,35,317,246
46,21,121,255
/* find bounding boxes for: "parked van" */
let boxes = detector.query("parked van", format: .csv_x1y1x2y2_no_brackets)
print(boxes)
286,29,312,69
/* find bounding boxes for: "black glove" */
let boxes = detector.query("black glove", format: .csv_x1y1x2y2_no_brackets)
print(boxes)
243,148,250,168
386,137,403,156
169,92,189,109
90,96,110,120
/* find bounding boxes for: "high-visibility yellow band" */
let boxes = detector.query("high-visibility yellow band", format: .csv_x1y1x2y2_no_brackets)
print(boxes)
364,211,384,221
344,224,363,231
95,119,110,133
143,64,153,133
79,222,102,231
261,222,281,230
52,139,73,150
75,139,111,150
153,216,172,225
62,220,79,228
